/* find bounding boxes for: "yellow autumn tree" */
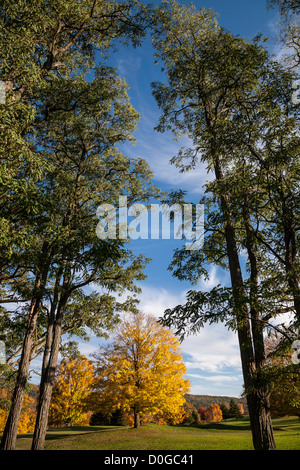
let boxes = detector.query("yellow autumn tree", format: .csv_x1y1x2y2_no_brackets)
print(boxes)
0,388,36,434
204,404,223,423
48,355,94,427
92,312,190,428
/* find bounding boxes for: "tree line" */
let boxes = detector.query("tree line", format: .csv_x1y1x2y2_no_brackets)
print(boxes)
0,315,298,438
0,0,299,452
1,312,190,431
0,312,244,431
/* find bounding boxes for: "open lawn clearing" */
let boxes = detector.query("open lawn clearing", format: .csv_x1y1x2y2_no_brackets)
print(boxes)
14,417,300,451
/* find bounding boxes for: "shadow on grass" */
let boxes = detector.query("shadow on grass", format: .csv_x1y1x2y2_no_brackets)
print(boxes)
200,422,252,431
177,420,252,432
17,426,122,442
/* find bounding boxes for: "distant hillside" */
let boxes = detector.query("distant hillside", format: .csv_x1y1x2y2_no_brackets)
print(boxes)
185,394,248,413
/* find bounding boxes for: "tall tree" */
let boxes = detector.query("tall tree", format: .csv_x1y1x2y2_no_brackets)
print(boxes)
149,0,298,450
48,356,95,427
92,312,190,428
0,0,156,451
219,403,231,421
0,0,151,281
229,399,243,419
0,290,125,375
30,62,158,450
204,404,222,423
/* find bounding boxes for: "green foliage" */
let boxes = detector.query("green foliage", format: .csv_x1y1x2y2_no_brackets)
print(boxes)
89,409,127,426
0,2,160,451
0,0,151,282
219,403,231,420
150,2,299,449
152,0,300,346
89,410,112,426
229,399,243,419
268,0,300,67
0,0,160,375
110,409,127,427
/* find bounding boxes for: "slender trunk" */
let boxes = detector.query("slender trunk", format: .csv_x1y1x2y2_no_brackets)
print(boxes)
213,154,276,450
242,197,266,368
31,301,65,450
0,299,39,450
41,266,63,379
32,261,71,450
242,198,276,450
289,277,300,325
247,389,276,450
0,245,50,450
41,319,54,381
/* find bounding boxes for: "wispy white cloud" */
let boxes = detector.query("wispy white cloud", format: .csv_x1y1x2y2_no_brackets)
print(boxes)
132,283,242,376
182,324,241,372
266,15,280,35
136,133,213,196
186,373,242,383
119,93,213,197
116,56,142,79
197,265,225,291
135,284,187,318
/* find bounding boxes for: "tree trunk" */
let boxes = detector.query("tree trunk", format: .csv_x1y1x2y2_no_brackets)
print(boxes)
213,154,276,450
0,246,50,450
133,411,140,428
0,310,37,450
32,261,71,450
31,301,65,450
40,265,62,379
247,389,276,450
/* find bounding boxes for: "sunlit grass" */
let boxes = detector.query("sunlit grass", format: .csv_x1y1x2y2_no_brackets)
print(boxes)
14,416,300,450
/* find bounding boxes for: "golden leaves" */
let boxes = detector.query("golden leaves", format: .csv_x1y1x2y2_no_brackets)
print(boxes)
93,312,190,422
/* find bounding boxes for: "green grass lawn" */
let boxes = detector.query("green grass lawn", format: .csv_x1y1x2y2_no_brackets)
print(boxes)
14,416,300,451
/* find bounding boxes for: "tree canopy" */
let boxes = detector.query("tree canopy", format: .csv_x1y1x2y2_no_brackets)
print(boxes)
92,312,190,428
150,0,300,450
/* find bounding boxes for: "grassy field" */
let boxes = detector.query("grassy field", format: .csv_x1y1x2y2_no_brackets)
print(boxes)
14,416,300,451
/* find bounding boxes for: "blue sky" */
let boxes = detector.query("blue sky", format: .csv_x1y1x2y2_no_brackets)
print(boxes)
87,0,282,398
31,1,285,398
